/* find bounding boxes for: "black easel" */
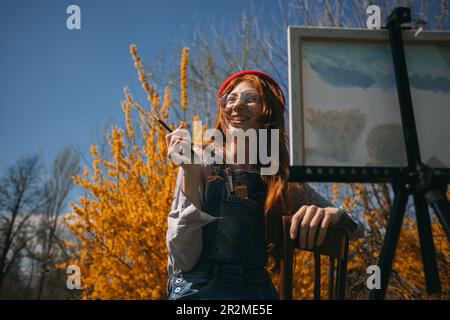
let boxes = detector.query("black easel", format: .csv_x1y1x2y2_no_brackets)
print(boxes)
369,7,450,300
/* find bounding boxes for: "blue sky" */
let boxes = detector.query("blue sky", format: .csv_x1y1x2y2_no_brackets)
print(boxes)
0,0,278,172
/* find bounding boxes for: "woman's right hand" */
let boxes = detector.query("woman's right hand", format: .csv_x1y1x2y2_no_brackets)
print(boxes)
166,125,203,205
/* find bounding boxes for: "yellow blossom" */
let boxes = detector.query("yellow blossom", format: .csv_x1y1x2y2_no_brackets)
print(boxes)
180,47,189,111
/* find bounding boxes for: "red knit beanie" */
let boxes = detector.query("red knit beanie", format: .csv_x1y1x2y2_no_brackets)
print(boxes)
217,70,286,113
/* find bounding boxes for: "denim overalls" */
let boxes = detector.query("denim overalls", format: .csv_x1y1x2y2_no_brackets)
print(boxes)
167,166,279,300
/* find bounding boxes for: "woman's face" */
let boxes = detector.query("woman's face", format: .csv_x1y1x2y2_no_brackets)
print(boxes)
222,81,262,131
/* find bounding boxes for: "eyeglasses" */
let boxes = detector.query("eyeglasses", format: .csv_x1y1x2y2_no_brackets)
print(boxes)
220,91,260,108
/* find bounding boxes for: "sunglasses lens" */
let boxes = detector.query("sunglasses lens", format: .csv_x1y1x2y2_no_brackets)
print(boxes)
243,92,258,103
226,95,237,105
221,92,258,108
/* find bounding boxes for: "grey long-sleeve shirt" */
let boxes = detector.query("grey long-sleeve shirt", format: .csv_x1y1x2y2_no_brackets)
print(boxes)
166,166,365,274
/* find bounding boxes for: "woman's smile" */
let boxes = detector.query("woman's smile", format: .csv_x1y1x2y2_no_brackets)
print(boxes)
230,114,250,126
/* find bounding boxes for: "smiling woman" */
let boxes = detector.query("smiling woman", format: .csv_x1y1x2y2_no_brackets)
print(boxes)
165,70,365,300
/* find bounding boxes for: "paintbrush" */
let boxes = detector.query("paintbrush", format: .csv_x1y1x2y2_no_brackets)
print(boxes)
148,109,173,133
148,109,200,163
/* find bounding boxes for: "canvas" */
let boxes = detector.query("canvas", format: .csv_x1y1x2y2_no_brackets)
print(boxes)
288,27,450,170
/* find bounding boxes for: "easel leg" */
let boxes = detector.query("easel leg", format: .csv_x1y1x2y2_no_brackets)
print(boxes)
370,183,408,300
413,193,442,294
426,189,450,241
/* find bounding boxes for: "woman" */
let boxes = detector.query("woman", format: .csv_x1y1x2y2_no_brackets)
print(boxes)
165,70,364,300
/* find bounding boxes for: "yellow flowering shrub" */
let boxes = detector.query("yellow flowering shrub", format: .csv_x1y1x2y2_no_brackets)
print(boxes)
64,45,185,299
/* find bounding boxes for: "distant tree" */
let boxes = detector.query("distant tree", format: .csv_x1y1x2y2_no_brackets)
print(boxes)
33,148,80,299
0,155,43,297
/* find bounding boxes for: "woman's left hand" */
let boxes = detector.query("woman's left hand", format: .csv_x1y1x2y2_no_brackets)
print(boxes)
289,205,341,249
